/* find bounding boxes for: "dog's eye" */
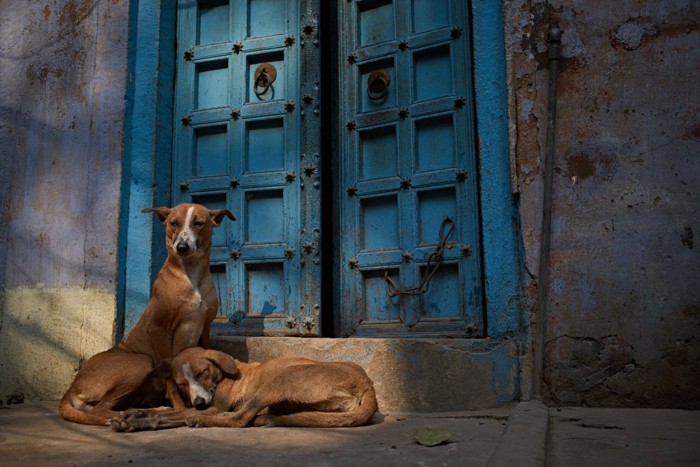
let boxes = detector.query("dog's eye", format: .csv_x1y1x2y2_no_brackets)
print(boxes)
193,220,205,227
169,220,178,227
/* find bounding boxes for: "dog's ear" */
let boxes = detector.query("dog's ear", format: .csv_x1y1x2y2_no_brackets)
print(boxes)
204,349,239,378
142,207,172,224
209,209,236,226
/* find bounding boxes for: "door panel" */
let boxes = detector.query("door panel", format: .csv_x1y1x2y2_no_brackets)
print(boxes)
173,0,321,336
339,0,483,337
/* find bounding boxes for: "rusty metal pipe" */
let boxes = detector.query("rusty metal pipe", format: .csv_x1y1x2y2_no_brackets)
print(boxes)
533,25,562,399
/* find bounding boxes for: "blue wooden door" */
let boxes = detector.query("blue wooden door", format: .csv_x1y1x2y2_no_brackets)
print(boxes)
173,0,322,336
338,0,483,337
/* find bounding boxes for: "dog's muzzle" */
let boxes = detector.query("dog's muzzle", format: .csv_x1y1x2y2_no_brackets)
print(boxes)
193,397,208,410
176,241,192,255
174,232,197,257
182,363,213,409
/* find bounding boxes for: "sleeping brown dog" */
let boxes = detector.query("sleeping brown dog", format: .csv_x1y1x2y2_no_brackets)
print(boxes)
111,347,378,431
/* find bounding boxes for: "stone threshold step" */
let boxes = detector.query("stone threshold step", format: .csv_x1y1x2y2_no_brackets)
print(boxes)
211,336,521,413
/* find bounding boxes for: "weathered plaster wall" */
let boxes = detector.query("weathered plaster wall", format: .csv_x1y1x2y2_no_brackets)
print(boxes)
0,0,130,403
506,0,700,407
1,0,697,410
214,337,521,412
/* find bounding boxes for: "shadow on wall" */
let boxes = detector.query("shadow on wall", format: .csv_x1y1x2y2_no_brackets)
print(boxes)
0,0,130,404
0,0,126,290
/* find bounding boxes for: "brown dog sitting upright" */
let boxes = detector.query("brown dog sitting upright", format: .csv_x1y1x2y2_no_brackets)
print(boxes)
59,204,235,425
111,347,378,431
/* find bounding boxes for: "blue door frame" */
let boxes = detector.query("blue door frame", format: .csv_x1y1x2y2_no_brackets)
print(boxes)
118,0,521,341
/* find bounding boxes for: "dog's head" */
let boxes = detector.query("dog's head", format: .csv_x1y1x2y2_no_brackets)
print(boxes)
171,347,239,410
142,203,235,258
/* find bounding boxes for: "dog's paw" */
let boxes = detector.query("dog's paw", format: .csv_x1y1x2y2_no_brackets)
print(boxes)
111,415,163,432
118,409,149,420
185,415,204,428
110,417,136,432
252,415,275,427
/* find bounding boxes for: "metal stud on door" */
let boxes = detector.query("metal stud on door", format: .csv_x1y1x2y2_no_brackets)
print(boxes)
339,0,483,337
173,0,322,336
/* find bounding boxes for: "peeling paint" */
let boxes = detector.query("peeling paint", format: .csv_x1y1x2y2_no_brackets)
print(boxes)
611,19,658,51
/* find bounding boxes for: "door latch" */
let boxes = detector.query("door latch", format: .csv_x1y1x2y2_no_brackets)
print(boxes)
253,63,277,100
367,69,390,102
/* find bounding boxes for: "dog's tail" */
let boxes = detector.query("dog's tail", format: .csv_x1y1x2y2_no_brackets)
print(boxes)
255,387,379,428
59,391,111,426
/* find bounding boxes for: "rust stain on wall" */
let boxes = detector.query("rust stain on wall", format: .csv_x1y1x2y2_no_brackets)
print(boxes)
58,0,95,28
565,142,617,181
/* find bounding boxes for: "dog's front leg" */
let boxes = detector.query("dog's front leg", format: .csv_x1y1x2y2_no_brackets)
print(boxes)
186,407,257,428
112,406,218,432
186,395,264,428
165,378,188,410
111,413,186,432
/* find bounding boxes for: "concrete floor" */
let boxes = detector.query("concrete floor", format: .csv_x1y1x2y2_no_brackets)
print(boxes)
1,401,698,466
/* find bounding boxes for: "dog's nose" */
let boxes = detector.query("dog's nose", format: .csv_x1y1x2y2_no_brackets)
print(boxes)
193,397,207,410
176,242,190,255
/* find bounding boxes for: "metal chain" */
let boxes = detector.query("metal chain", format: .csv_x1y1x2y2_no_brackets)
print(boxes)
384,217,455,297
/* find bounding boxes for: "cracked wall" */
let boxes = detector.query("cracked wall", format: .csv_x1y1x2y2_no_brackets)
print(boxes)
505,0,700,407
